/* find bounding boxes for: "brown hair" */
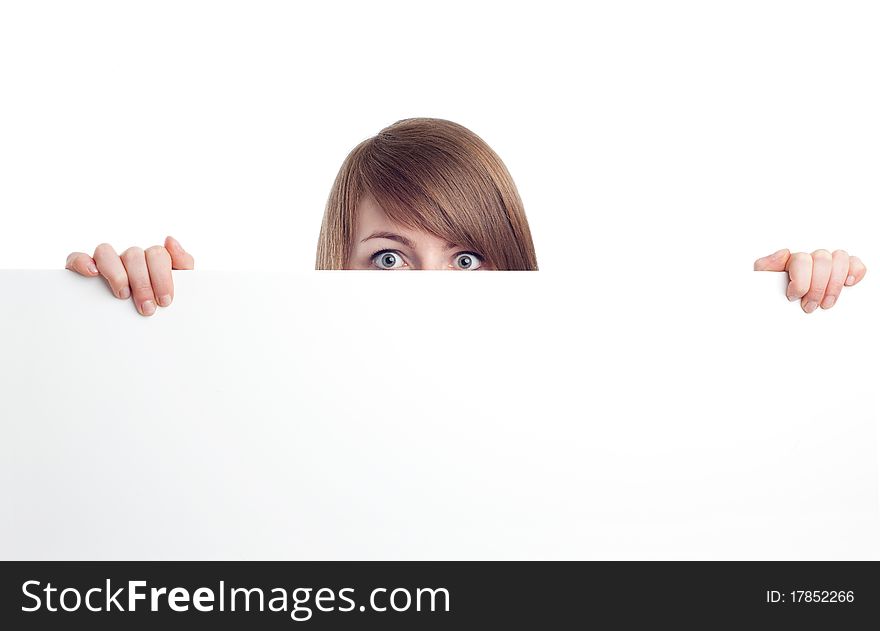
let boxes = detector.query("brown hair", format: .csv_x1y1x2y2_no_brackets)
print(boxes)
315,118,538,270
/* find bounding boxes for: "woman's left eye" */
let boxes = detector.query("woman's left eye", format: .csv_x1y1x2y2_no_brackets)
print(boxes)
452,252,483,270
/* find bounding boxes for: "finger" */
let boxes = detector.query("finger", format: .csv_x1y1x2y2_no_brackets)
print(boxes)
800,249,832,313
784,252,812,302
820,250,849,309
120,247,156,316
65,252,99,277
753,248,791,272
165,236,195,270
145,245,174,308
93,243,131,300
845,255,867,286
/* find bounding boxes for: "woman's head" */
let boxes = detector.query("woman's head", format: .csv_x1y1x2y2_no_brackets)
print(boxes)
316,118,537,270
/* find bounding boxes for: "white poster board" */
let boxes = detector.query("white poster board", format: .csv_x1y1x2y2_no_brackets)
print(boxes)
0,270,877,559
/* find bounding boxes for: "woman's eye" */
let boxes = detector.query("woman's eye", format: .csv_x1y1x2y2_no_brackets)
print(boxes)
371,250,406,269
453,252,483,270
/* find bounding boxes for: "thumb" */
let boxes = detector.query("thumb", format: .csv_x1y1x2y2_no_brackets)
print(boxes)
753,248,790,272
165,236,195,270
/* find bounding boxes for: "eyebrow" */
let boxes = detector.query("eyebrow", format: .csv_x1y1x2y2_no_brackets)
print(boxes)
361,231,414,248
361,231,459,250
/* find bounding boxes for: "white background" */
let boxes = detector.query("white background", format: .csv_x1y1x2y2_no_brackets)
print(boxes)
0,1,878,272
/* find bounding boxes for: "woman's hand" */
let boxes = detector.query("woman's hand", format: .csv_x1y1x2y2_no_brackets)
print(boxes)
65,236,195,316
753,248,867,313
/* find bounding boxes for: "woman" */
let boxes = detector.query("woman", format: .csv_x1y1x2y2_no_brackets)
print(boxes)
64,118,867,315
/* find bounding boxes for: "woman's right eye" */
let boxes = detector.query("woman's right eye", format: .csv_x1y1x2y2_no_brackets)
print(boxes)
371,250,407,270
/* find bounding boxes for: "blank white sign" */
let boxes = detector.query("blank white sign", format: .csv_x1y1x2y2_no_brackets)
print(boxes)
0,270,877,560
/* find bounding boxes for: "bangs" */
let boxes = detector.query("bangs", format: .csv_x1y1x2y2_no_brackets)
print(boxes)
357,158,493,258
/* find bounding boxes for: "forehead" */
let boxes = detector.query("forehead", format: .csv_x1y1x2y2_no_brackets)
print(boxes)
354,194,395,232
354,193,427,241
353,194,459,250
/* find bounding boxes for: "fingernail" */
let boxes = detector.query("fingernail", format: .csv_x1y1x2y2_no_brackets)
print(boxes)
804,301,818,313
141,300,156,316
821,295,836,309
87,262,98,274
158,294,172,307
119,287,131,300
846,275,855,285
787,293,798,302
